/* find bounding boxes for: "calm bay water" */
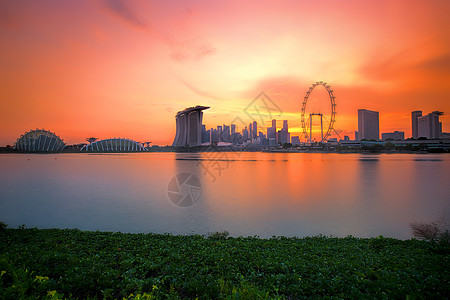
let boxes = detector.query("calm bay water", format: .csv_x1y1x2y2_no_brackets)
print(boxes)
0,152,449,239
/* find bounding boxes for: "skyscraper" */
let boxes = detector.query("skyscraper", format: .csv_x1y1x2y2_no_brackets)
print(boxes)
358,109,379,140
417,111,443,139
201,125,211,143
172,106,210,147
267,119,277,141
411,111,422,139
231,124,236,135
267,127,276,139
243,127,249,141
249,123,253,140
210,128,219,143
283,120,288,131
217,126,223,142
252,121,257,139
277,129,289,144
222,124,230,142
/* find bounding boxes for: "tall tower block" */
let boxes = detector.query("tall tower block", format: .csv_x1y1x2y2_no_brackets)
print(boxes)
172,106,210,147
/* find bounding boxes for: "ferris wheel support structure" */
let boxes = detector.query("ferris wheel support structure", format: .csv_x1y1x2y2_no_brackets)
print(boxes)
309,113,323,143
301,81,336,143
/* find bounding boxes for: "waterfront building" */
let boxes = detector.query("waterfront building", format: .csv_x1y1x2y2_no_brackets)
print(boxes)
81,138,147,152
328,138,338,146
411,111,422,139
358,109,379,140
15,129,66,152
291,136,300,145
355,131,359,141
252,121,257,139
172,106,209,147
382,131,405,141
417,111,443,139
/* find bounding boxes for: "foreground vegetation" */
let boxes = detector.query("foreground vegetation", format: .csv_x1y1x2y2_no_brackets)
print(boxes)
0,228,448,299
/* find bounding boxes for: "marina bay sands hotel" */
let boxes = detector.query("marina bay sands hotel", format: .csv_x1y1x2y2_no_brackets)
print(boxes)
172,105,210,147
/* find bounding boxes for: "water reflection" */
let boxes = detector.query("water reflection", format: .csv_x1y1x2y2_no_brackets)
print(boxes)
0,153,449,239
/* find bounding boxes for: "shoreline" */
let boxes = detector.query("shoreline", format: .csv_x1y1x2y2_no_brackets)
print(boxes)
0,149,448,154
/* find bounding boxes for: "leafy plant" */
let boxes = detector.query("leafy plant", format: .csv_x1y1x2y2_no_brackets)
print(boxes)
207,230,229,240
0,222,7,231
0,258,63,299
0,229,448,299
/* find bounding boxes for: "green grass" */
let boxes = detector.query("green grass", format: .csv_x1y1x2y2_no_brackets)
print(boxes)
0,228,448,299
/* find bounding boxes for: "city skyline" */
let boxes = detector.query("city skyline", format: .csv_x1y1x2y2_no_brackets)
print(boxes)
1,0,450,145
6,105,449,149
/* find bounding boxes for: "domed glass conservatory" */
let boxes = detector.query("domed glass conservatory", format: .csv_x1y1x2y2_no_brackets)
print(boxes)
15,129,66,152
80,138,147,152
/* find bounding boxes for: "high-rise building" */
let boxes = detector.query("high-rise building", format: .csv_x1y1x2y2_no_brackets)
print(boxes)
418,111,443,139
222,124,230,142
216,126,222,142
201,125,210,143
231,124,236,135
291,136,300,145
355,131,359,141
210,128,219,143
358,109,379,140
274,120,290,144
411,111,422,139
278,130,289,144
172,106,210,147
267,119,277,141
252,121,257,139
243,127,249,141
267,127,276,140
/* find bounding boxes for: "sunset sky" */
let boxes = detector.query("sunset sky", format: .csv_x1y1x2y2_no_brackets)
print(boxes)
1,0,449,145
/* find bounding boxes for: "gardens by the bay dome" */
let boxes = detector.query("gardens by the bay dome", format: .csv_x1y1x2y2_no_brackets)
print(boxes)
14,129,66,152
80,138,147,152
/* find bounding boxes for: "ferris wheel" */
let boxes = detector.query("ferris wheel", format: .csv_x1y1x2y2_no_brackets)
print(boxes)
301,81,336,143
